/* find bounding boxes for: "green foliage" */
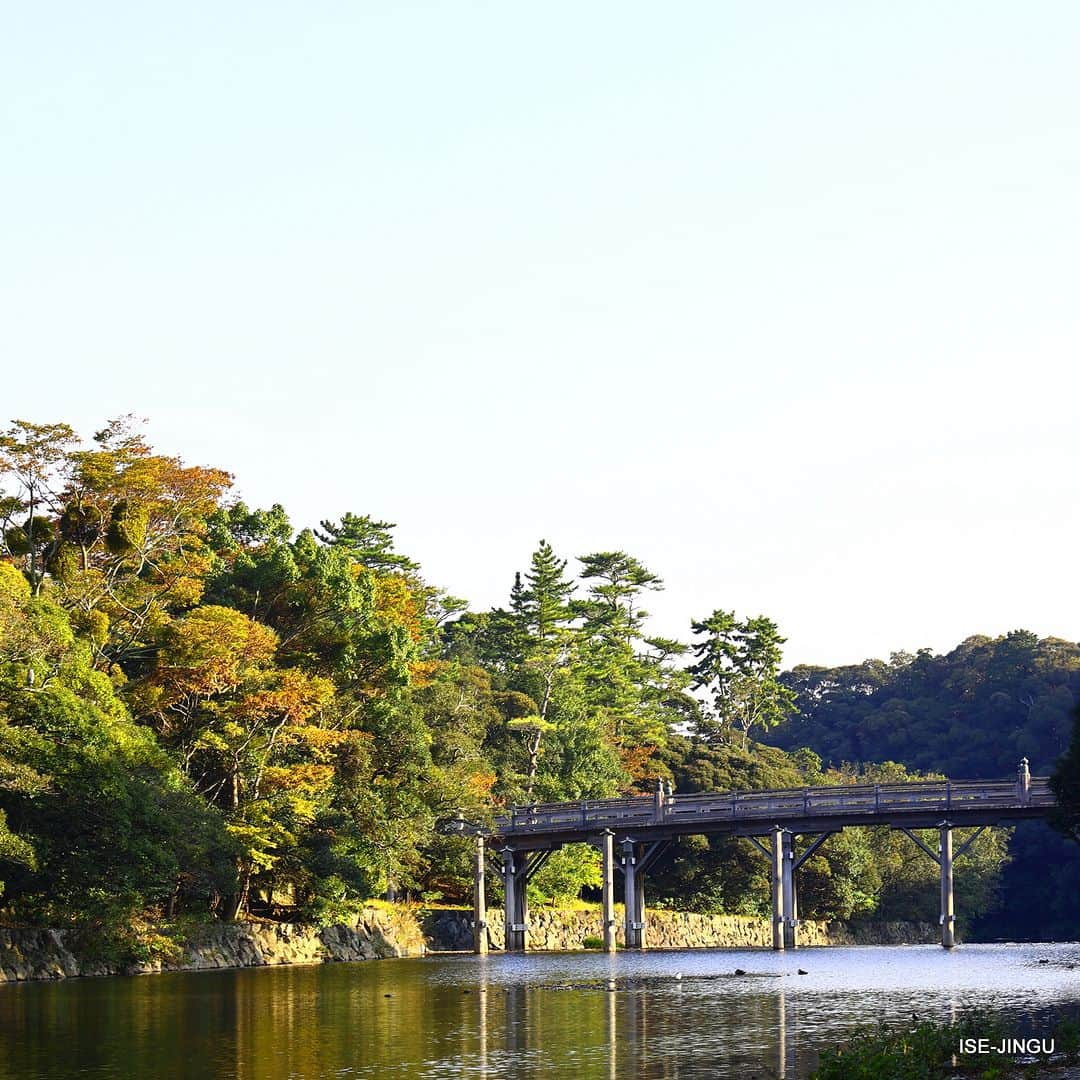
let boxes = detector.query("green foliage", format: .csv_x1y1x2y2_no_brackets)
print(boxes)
520,540,575,643
811,1013,1075,1080
573,550,687,753
773,633,1080,939
773,633,1080,778
1,685,233,925
528,844,602,905
648,740,1008,923
0,417,1044,934
1050,705,1080,842
689,610,797,745
315,513,419,574
105,499,148,554
651,738,805,915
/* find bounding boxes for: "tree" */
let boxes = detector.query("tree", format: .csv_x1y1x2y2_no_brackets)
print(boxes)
688,610,796,746
0,416,235,676
0,575,234,925
1050,705,1080,843
574,550,686,755
315,513,419,574
0,421,78,593
135,605,338,918
520,540,575,644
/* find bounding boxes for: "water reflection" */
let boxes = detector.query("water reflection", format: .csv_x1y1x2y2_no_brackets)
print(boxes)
2,945,1080,1078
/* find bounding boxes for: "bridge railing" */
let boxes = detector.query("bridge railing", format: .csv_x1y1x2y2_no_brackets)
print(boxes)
1031,777,1053,799
508,798,654,831
495,774,1053,836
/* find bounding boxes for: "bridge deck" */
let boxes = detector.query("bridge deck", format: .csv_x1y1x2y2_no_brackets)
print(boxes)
489,776,1053,848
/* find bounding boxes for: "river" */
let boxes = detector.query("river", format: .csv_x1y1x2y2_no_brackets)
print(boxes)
2,943,1079,1078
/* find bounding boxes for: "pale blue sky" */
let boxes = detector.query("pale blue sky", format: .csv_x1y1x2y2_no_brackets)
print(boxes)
3,2,1078,665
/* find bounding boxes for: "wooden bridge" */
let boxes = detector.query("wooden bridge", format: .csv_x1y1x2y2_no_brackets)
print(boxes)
450,759,1054,954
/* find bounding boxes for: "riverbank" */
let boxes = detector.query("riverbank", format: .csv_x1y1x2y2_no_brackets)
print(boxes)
422,907,939,952
0,907,940,982
0,907,425,983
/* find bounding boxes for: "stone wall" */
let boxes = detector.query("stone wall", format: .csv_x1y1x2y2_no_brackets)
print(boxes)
422,907,939,952
0,906,939,983
0,907,425,983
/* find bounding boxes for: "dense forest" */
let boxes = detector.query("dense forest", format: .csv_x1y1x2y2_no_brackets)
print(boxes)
766,636,1080,939
0,418,1071,956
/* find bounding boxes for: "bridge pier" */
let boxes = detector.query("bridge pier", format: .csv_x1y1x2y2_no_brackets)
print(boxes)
473,834,488,955
600,830,617,953
753,828,836,950
621,838,670,949
770,827,786,950
622,839,643,949
940,825,955,950
761,826,796,950
502,847,528,952
499,847,556,952
899,822,987,949
781,829,796,951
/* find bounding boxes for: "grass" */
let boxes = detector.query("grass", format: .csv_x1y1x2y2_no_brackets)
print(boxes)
811,1014,1080,1080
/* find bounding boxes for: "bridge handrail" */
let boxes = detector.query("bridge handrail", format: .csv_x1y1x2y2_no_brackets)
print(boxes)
492,772,1052,835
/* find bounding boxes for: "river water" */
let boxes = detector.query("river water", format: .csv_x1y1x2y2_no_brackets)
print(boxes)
2,944,1080,1078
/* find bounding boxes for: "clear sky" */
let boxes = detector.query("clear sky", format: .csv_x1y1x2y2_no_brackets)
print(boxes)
3,2,1078,666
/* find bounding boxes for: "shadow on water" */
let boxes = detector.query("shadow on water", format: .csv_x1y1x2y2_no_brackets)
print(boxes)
2,944,1080,1078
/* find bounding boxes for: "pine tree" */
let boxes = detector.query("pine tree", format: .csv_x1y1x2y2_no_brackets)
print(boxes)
521,540,575,643
315,513,419,573
688,610,797,746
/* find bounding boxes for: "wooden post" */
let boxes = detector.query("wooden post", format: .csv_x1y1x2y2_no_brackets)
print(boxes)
791,862,798,942
622,839,643,949
782,829,796,950
634,864,647,950
473,833,488,955
771,826,785,951
502,847,517,952
940,826,955,949
1018,758,1031,805
601,830,617,953
520,860,529,949
503,847,527,952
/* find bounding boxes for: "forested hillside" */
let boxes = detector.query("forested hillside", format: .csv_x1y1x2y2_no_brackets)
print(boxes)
766,637,1080,939
772,635,1080,777
0,419,1039,954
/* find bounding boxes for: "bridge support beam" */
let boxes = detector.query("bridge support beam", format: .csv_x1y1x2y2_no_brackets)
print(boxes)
623,839,643,949
781,830,796,951
770,828,785,950
500,847,554,952
899,823,985,950
600,830,617,953
940,825,955,950
473,834,488,955
502,847,527,952
621,838,670,949
749,829,836,950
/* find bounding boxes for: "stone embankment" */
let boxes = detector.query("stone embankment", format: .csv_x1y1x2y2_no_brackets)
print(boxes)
0,907,424,983
422,908,939,952
1,906,937,982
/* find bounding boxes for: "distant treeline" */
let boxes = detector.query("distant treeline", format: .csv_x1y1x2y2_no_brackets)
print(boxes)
0,418,1071,951
765,635,1080,939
